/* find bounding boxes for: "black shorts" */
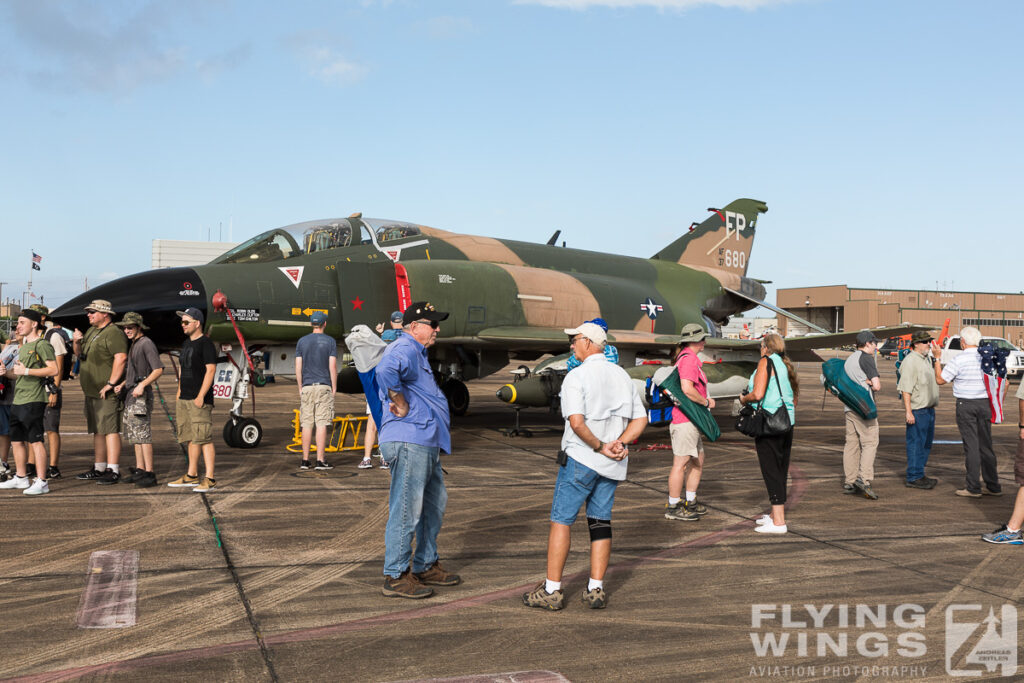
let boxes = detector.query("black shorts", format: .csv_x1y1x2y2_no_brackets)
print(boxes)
44,388,62,432
10,402,46,444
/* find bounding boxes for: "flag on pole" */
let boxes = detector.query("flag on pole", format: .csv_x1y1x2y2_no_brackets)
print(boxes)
32,252,41,263
32,263,40,271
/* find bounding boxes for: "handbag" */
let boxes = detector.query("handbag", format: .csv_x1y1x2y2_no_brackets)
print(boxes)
735,357,792,438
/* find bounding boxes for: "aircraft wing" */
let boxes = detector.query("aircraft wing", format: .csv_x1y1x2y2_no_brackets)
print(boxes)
456,323,934,361
471,326,679,351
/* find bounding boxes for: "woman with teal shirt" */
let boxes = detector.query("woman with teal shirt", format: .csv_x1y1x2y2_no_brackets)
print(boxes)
739,333,798,535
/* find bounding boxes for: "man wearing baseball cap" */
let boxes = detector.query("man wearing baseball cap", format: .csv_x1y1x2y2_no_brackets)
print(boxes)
842,330,883,500
379,310,405,343
294,310,337,470
168,307,220,492
72,299,129,484
523,320,647,611
31,304,71,480
376,301,459,599
896,331,940,489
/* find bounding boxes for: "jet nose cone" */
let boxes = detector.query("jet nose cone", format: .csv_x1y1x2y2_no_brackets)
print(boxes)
50,267,206,350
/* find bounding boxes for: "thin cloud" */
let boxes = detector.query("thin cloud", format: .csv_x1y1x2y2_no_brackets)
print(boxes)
2,0,244,94
287,32,368,85
414,16,476,40
515,0,795,9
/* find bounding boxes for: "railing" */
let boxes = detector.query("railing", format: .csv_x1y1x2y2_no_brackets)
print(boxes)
286,411,376,453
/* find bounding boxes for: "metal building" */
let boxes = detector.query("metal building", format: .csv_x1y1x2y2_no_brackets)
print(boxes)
777,285,1024,345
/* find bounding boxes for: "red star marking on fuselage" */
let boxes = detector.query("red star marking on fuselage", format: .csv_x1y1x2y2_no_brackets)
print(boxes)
351,297,364,310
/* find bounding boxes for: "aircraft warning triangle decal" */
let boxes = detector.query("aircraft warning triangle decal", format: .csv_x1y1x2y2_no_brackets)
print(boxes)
279,266,305,289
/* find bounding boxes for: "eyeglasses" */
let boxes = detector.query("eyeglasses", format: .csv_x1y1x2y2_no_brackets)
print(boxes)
414,320,439,329
570,336,589,346
181,319,195,326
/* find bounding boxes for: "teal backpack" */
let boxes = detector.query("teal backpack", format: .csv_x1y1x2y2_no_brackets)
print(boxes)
820,357,877,419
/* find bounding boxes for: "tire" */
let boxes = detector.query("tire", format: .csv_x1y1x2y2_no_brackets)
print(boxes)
254,373,268,388
444,379,470,416
234,417,263,449
223,419,240,448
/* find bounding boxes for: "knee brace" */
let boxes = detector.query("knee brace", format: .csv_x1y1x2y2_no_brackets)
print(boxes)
587,517,612,542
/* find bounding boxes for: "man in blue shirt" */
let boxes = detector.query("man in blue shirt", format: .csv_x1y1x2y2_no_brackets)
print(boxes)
295,311,337,470
376,301,460,599
376,311,404,343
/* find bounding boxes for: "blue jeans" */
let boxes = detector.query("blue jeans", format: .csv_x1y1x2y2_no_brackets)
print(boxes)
381,441,448,578
905,407,935,482
549,457,618,525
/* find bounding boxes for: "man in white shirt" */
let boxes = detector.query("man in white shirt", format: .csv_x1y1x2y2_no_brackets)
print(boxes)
934,326,1001,497
523,321,647,611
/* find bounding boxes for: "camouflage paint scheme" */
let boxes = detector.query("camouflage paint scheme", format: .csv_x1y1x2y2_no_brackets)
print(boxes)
50,198,925,407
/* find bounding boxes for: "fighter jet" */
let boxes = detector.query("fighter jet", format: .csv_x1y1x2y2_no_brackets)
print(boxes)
49,198,920,445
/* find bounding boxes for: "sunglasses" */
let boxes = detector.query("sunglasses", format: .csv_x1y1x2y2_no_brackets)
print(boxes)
181,319,196,326
414,319,440,329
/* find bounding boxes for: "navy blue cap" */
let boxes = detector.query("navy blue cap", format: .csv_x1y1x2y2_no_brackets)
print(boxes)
176,307,204,324
310,311,328,325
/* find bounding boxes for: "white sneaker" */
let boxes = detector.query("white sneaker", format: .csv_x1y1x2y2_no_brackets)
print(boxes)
357,458,373,469
754,514,772,526
24,478,49,496
0,475,31,490
755,520,788,534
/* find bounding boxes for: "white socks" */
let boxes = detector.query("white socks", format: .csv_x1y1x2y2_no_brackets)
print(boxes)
668,496,680,506
108,464,119,474
545,579,561,594
685,491,696,503
588,578,603,591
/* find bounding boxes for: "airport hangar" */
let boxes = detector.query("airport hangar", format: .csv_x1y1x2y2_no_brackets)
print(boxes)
777,284,1024,344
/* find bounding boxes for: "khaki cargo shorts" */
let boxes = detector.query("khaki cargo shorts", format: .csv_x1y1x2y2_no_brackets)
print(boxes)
85,395,122,435
176,399,213,445
669,420,704,459
300,384,335,428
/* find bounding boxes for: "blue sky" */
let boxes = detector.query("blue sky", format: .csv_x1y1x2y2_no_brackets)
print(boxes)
2,0,1021,310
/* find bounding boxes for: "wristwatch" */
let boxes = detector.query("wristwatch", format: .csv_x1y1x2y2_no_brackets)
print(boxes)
593,442,603,453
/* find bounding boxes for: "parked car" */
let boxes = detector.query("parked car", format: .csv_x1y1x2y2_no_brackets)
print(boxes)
940,335,1024,377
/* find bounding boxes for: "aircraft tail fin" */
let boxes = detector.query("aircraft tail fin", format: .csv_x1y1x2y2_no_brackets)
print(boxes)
652,198,767,277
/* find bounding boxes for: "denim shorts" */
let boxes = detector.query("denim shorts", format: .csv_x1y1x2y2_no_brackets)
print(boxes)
550,456,619,525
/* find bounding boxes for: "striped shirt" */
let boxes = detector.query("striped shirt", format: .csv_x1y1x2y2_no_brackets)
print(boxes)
941,348,987,399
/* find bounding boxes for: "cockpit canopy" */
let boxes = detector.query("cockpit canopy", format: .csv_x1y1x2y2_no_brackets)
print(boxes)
212,217,422,264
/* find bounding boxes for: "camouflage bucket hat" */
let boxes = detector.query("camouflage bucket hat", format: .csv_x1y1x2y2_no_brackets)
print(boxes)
115,311,150,330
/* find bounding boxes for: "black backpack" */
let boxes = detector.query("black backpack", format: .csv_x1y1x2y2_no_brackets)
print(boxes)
45,327,74,382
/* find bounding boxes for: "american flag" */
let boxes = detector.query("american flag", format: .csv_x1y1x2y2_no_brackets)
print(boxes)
32,252,41,263
979,343,1009,423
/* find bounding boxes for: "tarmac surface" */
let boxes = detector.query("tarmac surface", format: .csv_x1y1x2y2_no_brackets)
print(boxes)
1,356,1023,682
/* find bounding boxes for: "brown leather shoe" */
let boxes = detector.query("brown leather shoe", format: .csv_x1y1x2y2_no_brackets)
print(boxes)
382,570,434,599
414,561,461,586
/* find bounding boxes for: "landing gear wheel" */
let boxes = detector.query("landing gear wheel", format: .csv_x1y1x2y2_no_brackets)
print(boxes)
444,379,470,416
234,417,263,449
254,373,268,388
223,419,240,448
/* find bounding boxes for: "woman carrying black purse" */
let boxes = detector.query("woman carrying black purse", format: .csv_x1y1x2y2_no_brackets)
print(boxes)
739,333,798,535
